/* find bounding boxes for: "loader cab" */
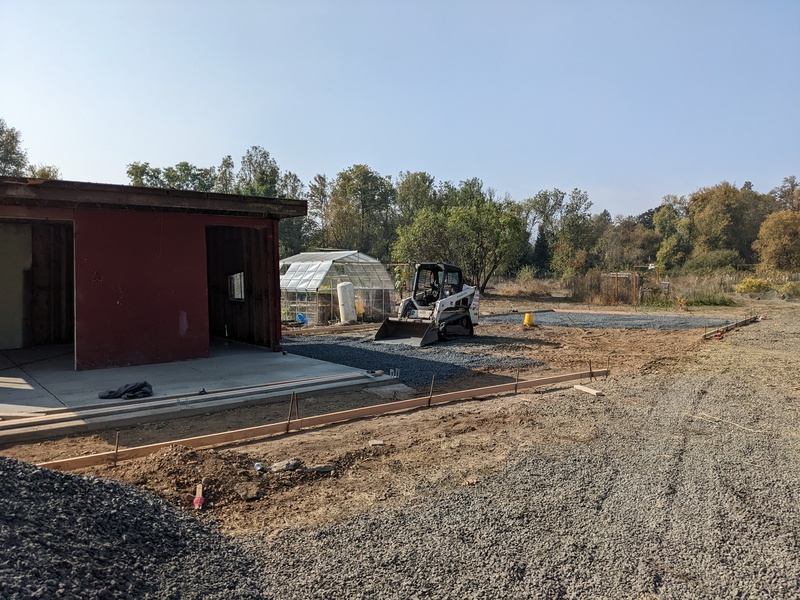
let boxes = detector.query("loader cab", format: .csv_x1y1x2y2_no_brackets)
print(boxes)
413,263,464,306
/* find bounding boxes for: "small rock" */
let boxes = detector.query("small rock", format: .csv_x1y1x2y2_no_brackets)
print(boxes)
270,458,302,473
233,482,260,501
368,440,385,447
306,464,335,473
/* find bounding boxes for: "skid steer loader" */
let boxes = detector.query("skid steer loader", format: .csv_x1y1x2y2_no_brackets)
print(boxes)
374,263,479,347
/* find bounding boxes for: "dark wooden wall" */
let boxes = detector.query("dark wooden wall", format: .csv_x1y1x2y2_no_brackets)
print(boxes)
28,222,74,345
206,226,277,347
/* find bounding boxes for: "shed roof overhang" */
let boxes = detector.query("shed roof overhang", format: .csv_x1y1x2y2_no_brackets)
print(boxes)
0,177,307,219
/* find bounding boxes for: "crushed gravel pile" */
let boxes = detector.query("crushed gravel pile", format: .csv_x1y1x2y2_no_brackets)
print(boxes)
282,335,541,387
0,457,265,599
483,310,733,330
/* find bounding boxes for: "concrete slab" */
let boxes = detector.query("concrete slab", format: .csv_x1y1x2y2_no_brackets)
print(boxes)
0,341,380,416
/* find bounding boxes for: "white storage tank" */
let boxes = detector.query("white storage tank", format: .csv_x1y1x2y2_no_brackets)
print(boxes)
337,281,358,324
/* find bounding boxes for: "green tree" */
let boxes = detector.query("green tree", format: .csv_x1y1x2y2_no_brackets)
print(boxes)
634,207,657,229
213,155,235,194
27,163,61,179
395,171,438,226
654,195,692,270
753,210,800,271
1,118,60,178
236,146,280,197
277,171,309,258
126,162,166,187
600,216,661,270
392,179,528,292
306,174,330,248
162,161,217,191
0,118,28,176
328,165,396,260
770,175,799,212
687,181,775,264
551,188,596,276
391,206,452,267
517,189,566,276
449,194,528,291
529,229,554,276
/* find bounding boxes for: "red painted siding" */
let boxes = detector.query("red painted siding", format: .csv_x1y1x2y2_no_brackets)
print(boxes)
0,203,283,370
74,209,210,369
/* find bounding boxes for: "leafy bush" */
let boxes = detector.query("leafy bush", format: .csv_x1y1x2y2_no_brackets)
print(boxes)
639,295,673,308
681,250,742,274
516,265,536,284
779,281,800,297
734,278,773,294
685,293,736,306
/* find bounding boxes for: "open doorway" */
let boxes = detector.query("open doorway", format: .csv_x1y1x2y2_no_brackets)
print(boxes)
205,226,276,348
0,221,74,351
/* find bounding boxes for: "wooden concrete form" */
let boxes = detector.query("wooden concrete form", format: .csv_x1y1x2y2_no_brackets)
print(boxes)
37,368,609,472
701,315,760,340
0,371,387,444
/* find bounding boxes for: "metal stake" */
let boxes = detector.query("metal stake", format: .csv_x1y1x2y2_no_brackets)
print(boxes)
428,374,436,407
113,430,120,468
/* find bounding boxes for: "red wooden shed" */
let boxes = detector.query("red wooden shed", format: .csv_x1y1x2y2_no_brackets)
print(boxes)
0,177,306,370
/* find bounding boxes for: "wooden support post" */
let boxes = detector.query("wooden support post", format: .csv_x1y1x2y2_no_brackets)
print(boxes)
193,484,204,510
286,391,299,433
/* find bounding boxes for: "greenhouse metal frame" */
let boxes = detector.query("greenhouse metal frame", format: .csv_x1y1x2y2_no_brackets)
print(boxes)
280,251,398,325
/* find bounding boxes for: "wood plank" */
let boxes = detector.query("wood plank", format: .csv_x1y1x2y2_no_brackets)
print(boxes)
701,316,758,340
573,384,605,396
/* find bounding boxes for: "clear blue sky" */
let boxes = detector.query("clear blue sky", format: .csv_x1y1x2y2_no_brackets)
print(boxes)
2,1,798,217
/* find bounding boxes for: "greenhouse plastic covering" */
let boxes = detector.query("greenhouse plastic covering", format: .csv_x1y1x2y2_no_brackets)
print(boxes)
279,251,394,292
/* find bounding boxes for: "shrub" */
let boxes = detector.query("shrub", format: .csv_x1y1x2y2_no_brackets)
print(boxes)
779,281,800,297
684,293,736,306
516,265,536,284
681,249,742,274
734,278,773,294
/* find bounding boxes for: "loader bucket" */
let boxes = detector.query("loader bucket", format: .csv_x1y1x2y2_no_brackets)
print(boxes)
374,318,440,347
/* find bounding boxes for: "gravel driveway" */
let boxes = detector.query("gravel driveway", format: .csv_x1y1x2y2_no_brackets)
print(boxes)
2,305,798,598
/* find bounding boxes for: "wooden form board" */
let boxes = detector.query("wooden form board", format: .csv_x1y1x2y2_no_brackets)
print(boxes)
573,385,604,396
701,315,759,340
38,368,609,472
0,371,374,432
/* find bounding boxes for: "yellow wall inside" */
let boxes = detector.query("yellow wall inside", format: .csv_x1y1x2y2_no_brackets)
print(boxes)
0,223,32,349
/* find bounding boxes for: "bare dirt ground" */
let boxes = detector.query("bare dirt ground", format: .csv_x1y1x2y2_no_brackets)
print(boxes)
0,296,786,539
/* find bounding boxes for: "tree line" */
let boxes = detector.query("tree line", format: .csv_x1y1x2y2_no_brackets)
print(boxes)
2,117,798,286
126,148,799,286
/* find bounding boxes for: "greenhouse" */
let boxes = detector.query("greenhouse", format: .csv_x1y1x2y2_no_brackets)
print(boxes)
279,251,398,326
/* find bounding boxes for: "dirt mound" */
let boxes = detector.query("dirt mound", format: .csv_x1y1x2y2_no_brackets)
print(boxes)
77,443,395,530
